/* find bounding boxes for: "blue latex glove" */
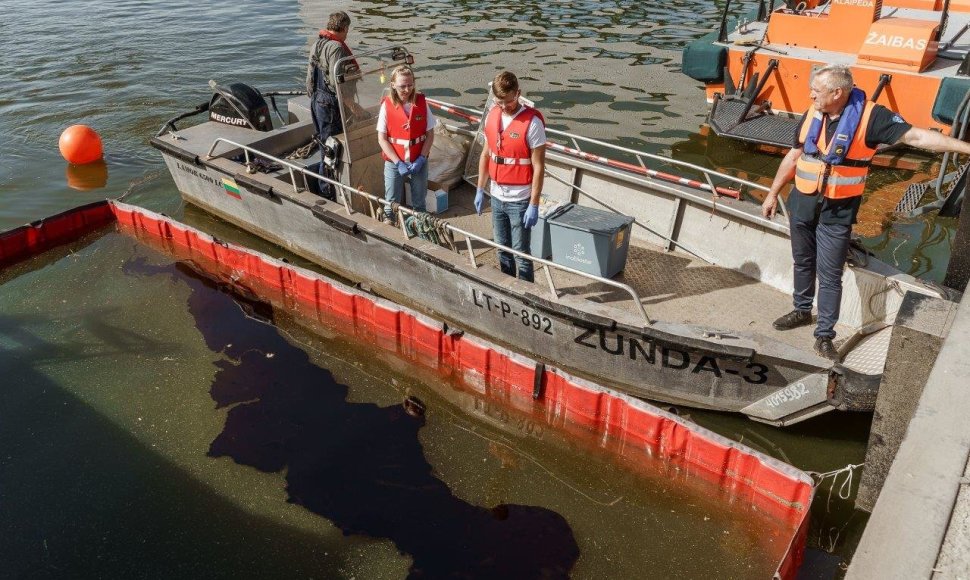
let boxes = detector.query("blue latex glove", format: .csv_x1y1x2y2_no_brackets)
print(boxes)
474,188,485,215
523,204,539,229
396,160,410,176
409,155,426,174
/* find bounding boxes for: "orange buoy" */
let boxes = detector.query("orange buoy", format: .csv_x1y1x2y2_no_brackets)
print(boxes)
58,125,103,165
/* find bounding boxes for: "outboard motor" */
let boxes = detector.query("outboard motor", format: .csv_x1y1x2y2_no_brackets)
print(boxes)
208,82,272,131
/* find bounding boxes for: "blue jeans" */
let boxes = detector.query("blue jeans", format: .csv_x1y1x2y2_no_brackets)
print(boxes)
790,218,852,339
491,197,533,283
383,160,428,219
311,91,342,199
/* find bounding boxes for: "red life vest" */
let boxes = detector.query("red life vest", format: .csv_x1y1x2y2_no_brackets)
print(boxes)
484,105,545,186
317,29,359,72
381,93,429,163
794,101,877,199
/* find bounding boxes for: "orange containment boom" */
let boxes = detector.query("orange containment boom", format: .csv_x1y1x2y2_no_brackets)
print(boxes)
0,200,814,578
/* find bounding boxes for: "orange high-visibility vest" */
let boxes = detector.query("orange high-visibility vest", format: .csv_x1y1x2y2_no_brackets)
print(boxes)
794,101,877,199
483,105,545,186
381,93,428,163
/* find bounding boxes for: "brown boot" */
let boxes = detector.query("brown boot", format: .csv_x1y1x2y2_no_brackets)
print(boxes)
772,309,812,331
814,337,839,362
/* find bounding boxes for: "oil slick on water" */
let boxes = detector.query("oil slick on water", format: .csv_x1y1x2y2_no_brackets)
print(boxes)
0,232,788,578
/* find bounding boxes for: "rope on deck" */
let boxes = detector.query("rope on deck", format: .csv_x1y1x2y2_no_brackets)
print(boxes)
405,212,449,245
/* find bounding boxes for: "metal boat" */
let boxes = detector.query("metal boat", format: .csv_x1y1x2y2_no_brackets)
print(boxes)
150,44,958,426
683,0,970,147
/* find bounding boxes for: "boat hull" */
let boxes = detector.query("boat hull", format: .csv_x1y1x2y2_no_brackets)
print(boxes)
159,151,862,423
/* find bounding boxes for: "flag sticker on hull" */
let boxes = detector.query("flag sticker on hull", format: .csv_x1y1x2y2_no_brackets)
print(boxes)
222,178,241,199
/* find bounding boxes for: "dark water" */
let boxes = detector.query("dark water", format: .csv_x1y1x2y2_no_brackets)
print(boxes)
0,232,789,578
2,0,925,575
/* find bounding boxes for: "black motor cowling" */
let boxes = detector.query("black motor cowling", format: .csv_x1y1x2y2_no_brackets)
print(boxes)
208,82,272,131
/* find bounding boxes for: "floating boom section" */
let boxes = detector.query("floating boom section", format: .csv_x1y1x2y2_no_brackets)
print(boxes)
0,201,814,578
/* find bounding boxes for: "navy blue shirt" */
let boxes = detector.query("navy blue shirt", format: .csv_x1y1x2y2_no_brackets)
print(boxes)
787,104,912,224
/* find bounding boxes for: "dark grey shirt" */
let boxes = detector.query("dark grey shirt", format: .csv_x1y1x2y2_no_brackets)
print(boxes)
305,37,352,95
787,104,912,224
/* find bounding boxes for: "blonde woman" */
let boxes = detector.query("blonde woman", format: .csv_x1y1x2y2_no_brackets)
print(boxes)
377,65,436,222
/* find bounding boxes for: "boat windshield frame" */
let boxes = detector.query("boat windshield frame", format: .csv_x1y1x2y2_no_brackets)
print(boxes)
333,45,413,164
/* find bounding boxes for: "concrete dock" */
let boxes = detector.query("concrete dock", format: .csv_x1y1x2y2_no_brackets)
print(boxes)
847,291,970,579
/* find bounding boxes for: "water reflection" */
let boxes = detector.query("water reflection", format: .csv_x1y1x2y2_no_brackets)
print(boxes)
65,160,109,191
129,258,581,578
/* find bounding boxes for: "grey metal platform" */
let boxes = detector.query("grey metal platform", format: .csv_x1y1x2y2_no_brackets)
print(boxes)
709,97,802,147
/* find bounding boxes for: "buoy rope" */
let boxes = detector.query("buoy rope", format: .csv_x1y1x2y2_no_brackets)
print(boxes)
115,168,166,203
809,462,863,510
449,421,625,508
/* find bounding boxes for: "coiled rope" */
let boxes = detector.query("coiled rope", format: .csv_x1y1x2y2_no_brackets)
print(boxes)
404,212,451,246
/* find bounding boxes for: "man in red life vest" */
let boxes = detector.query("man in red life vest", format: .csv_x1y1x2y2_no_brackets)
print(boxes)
762,64,970,361
305,11,358,200
475,71,547,283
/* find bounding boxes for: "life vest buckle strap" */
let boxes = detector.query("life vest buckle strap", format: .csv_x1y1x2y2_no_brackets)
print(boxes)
490,153,531,166
389,135,427,146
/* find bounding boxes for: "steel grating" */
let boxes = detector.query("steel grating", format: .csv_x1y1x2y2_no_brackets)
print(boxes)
709,99,801,147
895,162,968,216
894,181,930,214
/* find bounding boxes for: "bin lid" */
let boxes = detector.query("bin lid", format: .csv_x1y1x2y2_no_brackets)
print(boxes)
537,197,569,219
549,204,634,234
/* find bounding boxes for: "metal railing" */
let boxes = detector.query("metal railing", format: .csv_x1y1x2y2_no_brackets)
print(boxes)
428,98,788,221
426,98,775,196
202,137,652,325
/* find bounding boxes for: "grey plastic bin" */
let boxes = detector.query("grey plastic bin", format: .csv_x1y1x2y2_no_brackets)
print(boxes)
548,205,635,278
530,202,572,259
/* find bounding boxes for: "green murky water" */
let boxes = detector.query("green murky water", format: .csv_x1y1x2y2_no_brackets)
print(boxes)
1,231,791,578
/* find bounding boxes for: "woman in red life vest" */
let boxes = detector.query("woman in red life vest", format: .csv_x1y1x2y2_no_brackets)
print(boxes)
377,65,436,223
474,71,546,283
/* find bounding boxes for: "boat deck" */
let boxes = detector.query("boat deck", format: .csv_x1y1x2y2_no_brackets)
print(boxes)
743,8,970,77
435,182,839,353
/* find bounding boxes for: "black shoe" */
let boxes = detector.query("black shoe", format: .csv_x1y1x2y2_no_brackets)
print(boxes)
772,309,812,331
814,337,839,362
